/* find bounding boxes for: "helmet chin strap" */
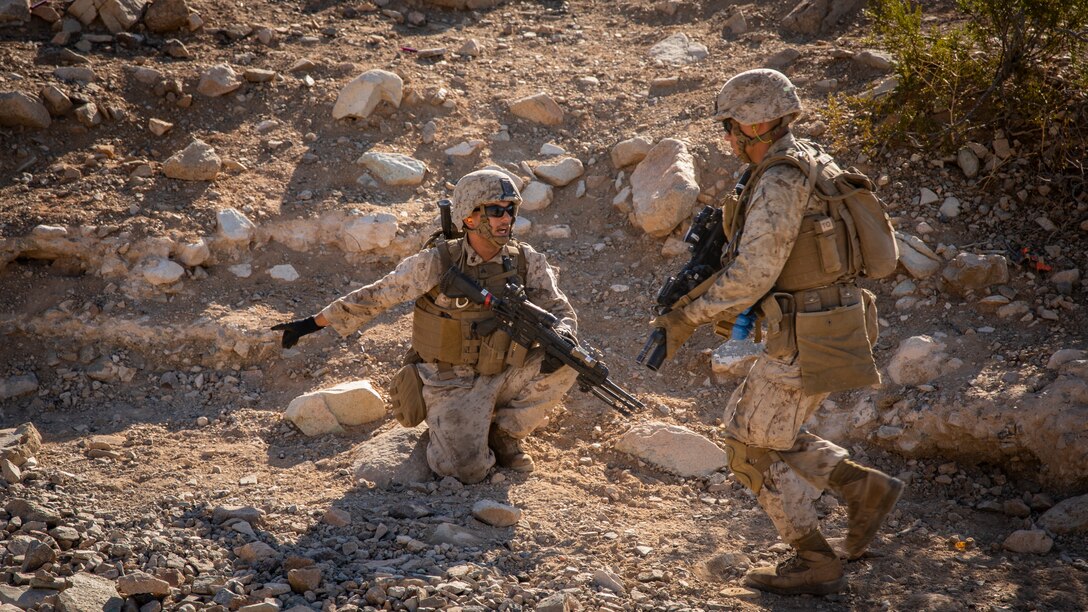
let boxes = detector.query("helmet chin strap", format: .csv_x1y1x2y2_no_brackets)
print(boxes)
473,215,511,249
732,122,790,163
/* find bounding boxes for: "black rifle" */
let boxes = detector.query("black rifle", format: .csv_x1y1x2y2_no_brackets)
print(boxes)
637,170,751,371
441,267,645,416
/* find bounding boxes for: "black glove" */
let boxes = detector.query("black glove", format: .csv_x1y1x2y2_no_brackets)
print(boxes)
271,316,322,349
541,325,577,374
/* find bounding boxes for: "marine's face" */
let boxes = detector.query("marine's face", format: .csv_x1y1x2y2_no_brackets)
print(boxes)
467,201,516,245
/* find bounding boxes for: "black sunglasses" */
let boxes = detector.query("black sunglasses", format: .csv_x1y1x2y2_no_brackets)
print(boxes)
481,203,517,218
720,118,735,133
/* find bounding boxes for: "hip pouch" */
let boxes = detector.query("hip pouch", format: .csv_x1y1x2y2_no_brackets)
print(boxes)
795,300,880,394
390,364,427,427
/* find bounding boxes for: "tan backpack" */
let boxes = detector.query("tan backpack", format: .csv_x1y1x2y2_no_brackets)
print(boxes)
754,140,899,280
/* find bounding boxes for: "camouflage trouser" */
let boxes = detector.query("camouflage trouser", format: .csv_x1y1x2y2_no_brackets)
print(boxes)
723,353,849,543
419,350,579,484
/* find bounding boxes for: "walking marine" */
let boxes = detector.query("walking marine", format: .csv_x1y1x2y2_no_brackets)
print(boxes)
646,68,904,596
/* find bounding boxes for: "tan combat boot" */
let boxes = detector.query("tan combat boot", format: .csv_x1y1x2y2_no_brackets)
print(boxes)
829,459,905,560
488,424,534,472
743,531,846,596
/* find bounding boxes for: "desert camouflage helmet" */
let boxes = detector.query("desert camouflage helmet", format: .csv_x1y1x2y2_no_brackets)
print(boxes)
712,69,803,126
451,169,522,221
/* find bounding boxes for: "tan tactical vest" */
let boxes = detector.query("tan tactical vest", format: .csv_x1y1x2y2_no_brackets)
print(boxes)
723,139,883,394
411,238,530,375
724,140,857,294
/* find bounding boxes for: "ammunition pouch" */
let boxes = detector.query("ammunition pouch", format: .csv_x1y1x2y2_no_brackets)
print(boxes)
390,364,427,427
721,436,781,494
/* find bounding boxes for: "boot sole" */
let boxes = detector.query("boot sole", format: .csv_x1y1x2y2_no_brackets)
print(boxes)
744,576,847,597
847,477,904,561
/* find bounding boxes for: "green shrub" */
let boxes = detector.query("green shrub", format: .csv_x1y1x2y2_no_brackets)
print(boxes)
833,0,1088,173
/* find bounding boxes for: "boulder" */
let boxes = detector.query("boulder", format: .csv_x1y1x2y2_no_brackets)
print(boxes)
532,157,583,187
887,335,946,386
341,213,398,252
509,92,563,126
611,136,652,168
176,238,211,267
332,69,402,120
648,33,708,65
520,181,553,211
0,92,50,129
216,208,256,246
630,139,700,237
0,423,41,466
56,573,123,612
268,264,299,281
164,139,220,181
356,152,426,186
40,85,73,116
427,523,483,547
0,0,29,23
895,232,941,279
1038,494,1088,534
0,376,38,401
287,380,385,434
141,257,185,285
143,0,188,32
1002,530,1053,554
116,571,171,597
196,64,242,97
471,500,522,527
782,0,866,35
614,421,727,477
98,0,145,33
942,253,1009,294
353,427,432,489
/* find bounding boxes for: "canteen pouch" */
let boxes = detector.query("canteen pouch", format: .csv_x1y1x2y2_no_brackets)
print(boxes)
760,292,797,361
794,301,880,394
390,364,427,427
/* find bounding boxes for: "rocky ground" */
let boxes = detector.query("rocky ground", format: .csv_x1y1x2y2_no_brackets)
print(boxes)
1,0,1087,611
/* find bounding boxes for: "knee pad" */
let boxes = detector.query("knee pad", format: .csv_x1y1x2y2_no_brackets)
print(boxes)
721,436,780,494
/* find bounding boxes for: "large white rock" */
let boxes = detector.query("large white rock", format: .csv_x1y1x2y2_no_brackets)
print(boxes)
216,208,256,246
269,264,299,281
471,500,522,527
533,157,583,187
141,258,185,285
341,213,398,252
353,427,432,489
356,152,427,186
648,33,708,65
520,181,553,211
0,91,51,129
176,238,210,267
196,64,242,97
895,232,941,279
286,380,385,437
887,335,947,386
630,139,700,237
1038,494,1088,535
509,92,564,126
614,421,727,477
164,139,220,181
332,69,402,120
611,136,652,168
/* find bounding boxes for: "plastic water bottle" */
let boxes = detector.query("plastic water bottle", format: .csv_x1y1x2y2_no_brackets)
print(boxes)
731,307,756,340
